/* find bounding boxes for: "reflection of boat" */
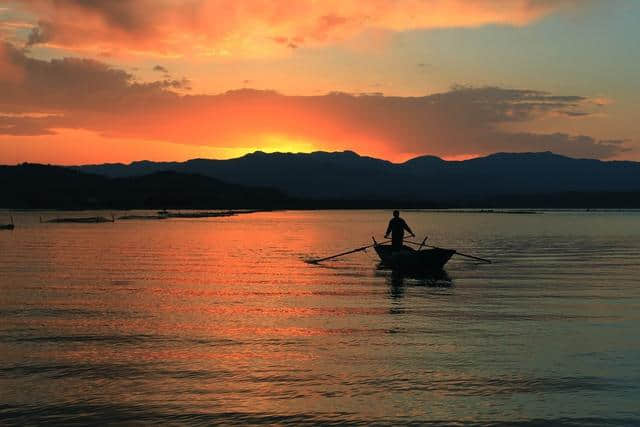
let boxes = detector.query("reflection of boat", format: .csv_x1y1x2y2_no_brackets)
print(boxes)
383,268,453,294
0,216,14,230
40,215,115,223
374,241,455,272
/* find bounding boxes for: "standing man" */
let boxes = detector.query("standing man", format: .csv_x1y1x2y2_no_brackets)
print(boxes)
384,210,415,250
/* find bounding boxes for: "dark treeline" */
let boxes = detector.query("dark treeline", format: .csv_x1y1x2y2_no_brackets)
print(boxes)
0,164,289,209
2,163,640,210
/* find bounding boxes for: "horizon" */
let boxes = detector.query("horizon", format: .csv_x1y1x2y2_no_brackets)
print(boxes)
1,1,639,165
3,149,638,168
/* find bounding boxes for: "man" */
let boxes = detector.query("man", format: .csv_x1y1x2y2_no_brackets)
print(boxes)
384,210,415,250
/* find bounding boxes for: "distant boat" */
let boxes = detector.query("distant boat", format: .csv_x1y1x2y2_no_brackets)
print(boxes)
40,214,115,224
0,216,14,230
374,241,455,272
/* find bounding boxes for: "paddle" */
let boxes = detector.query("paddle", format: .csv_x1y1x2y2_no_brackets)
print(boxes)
307,240,391,264
404,240,492,264
416,235,428,251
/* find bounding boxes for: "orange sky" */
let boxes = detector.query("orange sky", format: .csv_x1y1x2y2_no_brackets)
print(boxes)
0,1,638,164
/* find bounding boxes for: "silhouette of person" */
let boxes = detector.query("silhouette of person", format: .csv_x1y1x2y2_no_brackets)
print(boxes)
384,210,415,250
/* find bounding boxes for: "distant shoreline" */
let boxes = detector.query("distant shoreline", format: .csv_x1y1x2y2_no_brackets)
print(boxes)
3,207,640,213
3,162,640,211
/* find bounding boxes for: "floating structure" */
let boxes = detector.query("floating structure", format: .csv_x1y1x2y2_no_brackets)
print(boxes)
166,211,236,218
0,216,14,230
40,215,115,224
117,209,266,220
118,214,168,220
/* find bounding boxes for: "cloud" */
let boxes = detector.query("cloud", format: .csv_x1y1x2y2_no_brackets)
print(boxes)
8,0,585,57
0,41,177,113
153,64,168,73
0,41,628,160
0,114,58,136
0,41,23,83
484,132,628,159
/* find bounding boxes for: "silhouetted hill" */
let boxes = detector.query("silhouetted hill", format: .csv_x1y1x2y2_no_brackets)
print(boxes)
73,151,640,202
3,160,640,209
0,164,289,209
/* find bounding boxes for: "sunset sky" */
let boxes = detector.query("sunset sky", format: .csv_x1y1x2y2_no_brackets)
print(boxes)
0,0,638,164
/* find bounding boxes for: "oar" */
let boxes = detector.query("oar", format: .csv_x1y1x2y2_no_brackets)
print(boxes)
416,235,428,251
405,240,492,264
307,240,390,264
448,249,491,264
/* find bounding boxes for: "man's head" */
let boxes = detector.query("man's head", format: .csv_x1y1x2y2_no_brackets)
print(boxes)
393,210,399,218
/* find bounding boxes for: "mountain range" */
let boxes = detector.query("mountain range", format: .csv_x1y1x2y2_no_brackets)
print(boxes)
73,151,640,202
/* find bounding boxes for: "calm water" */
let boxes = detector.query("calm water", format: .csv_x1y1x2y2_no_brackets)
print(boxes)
1,210,639,425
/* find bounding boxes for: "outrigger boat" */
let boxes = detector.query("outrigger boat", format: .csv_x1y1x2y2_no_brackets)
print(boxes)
308,237,490,268
373,238,456,272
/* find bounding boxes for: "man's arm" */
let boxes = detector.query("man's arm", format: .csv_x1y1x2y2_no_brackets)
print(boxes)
403,220,415,237
384,220,392,238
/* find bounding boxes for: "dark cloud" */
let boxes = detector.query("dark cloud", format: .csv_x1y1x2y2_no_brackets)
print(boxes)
153,65,168,73
0,114,59,136
0,41,176,113
26,21,51,46
484,133,628,159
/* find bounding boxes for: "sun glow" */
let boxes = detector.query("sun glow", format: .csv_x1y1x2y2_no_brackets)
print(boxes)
214,134,319,159
0,129,323,165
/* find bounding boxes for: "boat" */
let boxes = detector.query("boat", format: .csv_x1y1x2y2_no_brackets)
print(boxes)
373,240,456,272
0,216,14,230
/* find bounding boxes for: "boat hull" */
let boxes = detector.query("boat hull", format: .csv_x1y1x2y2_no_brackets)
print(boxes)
374,244,455,272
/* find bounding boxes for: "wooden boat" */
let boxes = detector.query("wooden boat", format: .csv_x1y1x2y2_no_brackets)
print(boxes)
374,241,456,272
0,216,14,230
